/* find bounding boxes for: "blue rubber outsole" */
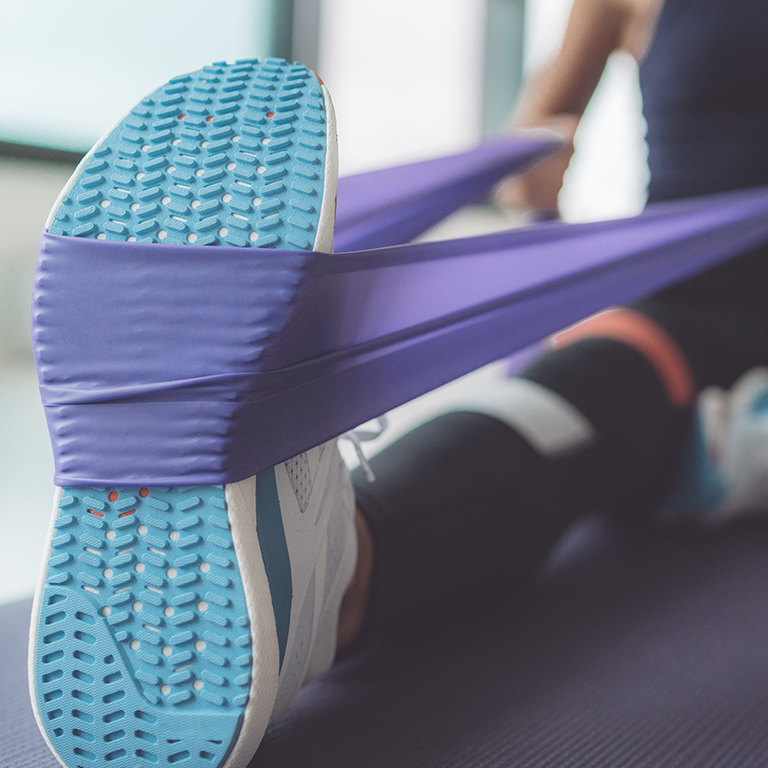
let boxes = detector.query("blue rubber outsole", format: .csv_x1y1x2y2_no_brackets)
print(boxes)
35,486,250,767
48,58,328,249
32,57,329,768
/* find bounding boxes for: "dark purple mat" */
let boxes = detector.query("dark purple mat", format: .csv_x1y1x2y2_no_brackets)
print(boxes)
6,519,768,767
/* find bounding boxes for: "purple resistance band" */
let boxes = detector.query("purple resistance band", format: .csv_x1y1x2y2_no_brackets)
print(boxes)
334,134,562,250
33,138,768,487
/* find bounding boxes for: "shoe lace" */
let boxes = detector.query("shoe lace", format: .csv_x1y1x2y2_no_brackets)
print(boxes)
339,416,388,482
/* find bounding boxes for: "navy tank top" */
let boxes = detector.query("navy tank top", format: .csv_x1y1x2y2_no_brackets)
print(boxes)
639,0,768,204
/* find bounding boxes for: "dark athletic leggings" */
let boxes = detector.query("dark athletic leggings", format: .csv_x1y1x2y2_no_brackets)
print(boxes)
353,245,768,637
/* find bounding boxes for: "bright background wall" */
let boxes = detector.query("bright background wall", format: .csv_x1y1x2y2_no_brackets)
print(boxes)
318,0,486,174
320,0,647,220
0,0,648,219
0,0,275,151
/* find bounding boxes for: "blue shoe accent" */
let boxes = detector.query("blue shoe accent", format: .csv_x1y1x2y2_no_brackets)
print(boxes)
48,59,328,251
658,411,726,521
34,486,251,768
751,388,768,414
255,468,292,669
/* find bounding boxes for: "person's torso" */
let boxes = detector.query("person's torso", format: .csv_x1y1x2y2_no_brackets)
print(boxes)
639,0,768,203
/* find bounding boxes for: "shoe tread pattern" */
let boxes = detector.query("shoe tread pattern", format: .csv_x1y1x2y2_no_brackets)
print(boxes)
35,485,251,768
48,58,327,251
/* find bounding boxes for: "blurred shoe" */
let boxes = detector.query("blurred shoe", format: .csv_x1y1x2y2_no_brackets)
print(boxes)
660,367,768,524
29,59,358,768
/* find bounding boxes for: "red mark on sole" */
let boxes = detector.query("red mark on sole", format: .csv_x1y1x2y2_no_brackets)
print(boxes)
87,509,104,518
139,488,149,498
266,112,275,118
118,509,136,518
108,492,118,502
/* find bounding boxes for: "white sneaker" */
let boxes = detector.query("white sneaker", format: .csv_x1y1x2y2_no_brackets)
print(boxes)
29,59,357,768
660,367,768,524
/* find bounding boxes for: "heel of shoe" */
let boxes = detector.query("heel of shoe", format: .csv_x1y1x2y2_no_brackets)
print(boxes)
30,484,256,768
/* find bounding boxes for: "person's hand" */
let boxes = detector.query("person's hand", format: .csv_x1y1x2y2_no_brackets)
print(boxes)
494,115,579,219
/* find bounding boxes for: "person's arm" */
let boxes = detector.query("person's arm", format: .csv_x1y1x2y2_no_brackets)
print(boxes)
497,0,662,215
